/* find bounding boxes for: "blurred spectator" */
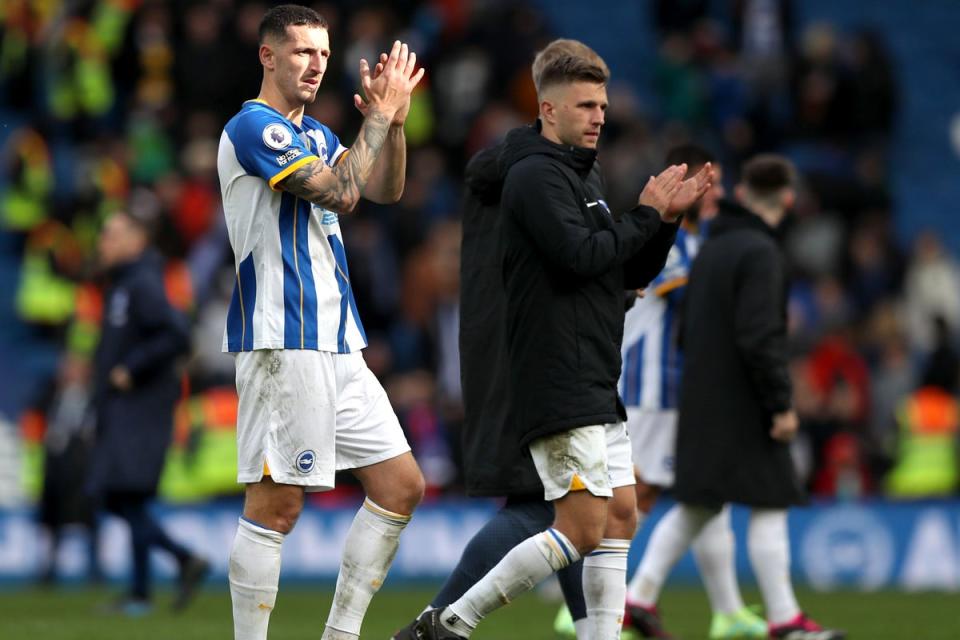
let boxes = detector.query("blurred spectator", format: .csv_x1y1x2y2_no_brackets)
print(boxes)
732,0,795,145
85,212,207,613
794,323,870,493
845,29,898,141
173,2,233,123
32,354,101,586
863,307,914,479
790,23,854,142
886,317,960,497
903,231,960,352
844,212,905,317
654,0,709,35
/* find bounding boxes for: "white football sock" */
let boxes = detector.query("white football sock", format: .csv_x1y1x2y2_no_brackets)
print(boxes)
747,509,800,625
691,505,745,615
583,538,631,639
442,528,580,637
229,517,284,640
626,503,716,607
323,498,411,639
574,617,592,640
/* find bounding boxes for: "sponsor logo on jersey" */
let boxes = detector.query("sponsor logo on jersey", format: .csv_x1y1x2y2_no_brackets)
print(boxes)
320,210,338,225
263,124,292,150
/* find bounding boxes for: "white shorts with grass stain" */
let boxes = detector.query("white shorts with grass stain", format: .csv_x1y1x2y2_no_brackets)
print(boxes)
529,423,635,501
234,349,410,491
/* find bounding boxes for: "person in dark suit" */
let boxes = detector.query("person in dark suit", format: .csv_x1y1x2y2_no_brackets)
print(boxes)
672,155,844,640
87,211,208,614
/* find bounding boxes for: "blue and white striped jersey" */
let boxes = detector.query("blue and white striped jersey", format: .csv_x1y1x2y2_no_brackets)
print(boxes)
619,227,701,410
218,100,367,353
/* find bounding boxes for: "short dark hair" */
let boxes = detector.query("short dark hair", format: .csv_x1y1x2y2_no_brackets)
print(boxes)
537,53,609,96
259,4,327,44
119,209,156,240
741,154,797,197
665,144,715,170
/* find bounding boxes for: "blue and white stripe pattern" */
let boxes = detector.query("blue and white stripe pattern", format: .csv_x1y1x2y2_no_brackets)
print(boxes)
587,538,631,558
619,228,700,410
218,100,367,353
537,527,580,570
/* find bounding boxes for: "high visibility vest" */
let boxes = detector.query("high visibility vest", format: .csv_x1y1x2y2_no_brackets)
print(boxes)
159,388,242,502
887,387,959,497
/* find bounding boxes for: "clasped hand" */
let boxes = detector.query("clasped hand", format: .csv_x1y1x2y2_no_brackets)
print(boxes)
638,162,714,223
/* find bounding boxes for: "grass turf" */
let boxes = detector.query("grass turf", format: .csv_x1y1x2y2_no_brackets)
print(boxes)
2,585,954,639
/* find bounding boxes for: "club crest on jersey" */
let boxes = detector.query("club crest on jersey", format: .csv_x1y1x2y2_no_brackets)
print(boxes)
263,123,292,150
296,450,316,474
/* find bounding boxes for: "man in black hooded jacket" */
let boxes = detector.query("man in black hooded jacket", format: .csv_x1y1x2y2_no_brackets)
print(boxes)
409,42,713,640
671,155,844,640
393,39,607,640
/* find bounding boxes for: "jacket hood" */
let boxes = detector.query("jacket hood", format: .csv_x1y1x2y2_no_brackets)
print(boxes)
499,121,598,178
709,199,779,239
465,143,505,206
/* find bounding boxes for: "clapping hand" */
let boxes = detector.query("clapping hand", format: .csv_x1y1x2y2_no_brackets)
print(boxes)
638,162,715,223
665,163,714,221
638,164,686,219
353,41,423,126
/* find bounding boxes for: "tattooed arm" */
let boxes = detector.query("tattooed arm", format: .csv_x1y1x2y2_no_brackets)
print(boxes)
361,124,406,204
281,41,424,212
279,109,392,213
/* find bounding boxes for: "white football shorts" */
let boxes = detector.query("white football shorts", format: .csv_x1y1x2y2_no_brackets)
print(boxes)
234,349,410,491
529,423,635,501
627,407,677,487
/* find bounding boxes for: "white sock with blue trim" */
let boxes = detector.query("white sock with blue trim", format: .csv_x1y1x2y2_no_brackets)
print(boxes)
229,517,285,640
583,538,631,639
322,498,411,639
442,528,581,637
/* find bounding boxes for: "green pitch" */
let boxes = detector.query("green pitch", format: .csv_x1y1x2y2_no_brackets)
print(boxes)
2,585,955,639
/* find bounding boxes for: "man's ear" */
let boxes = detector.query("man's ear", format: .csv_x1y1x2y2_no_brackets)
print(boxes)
259,43,275,71
540,99,555,126
734,183,747,204
781,188,796,210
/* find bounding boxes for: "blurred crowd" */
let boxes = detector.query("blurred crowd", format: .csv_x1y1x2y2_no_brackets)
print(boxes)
1,0,958,525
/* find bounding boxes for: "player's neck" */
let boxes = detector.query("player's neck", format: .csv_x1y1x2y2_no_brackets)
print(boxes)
256,84,306,126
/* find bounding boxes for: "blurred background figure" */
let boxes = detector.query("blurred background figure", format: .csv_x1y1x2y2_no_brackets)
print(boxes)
85,211,208,614
30,353,102,586
885,316,960,498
